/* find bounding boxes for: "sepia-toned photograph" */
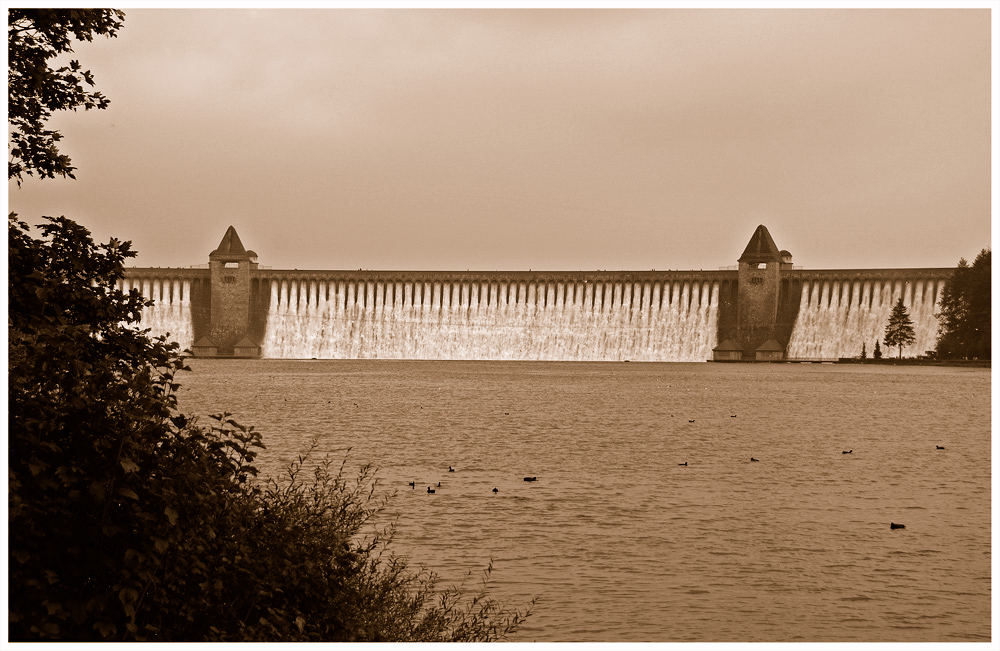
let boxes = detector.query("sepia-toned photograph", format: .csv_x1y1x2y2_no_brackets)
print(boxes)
8,3,991,643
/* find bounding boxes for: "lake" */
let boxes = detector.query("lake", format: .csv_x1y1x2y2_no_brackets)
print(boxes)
176,360,990,642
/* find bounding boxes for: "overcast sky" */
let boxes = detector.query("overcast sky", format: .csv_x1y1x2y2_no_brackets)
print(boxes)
7,8,990,270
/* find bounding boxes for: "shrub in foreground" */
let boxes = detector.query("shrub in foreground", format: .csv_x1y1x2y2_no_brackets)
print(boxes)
8,215,531,641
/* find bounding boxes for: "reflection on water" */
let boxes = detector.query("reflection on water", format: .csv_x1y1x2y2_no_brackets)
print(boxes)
177,361,990,642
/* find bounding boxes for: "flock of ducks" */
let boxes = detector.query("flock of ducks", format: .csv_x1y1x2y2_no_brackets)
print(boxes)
408,468,539,495
676,415,949,531
406,414,947,531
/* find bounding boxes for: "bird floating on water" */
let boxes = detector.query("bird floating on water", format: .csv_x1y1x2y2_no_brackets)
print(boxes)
688,419,696,423
936,445,946,450
523,476,537,482
750,457,759,462
678,462,688,467
407,481,415,488
449,466,455,472
842,450,852,454
730,414,737,418
890,522,905,529
492,487,499,494
427,487,435,494
437,481,441,487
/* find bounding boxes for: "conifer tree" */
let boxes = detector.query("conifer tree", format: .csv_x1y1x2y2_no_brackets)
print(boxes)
967,249,991,358
873,340,882,359
883,297,916,359
860,342,867,360
936,250,990,359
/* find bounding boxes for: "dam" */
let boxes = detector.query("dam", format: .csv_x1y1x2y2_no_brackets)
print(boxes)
122,225,952,362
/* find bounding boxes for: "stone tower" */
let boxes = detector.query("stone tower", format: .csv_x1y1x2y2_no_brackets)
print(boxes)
207,226,259,355
736,224,783,357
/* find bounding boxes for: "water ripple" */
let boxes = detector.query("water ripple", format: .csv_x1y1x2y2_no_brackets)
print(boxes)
177,360,990,642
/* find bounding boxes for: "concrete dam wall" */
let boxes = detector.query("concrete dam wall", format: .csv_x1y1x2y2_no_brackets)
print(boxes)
260,271,722,361
122,226,952,361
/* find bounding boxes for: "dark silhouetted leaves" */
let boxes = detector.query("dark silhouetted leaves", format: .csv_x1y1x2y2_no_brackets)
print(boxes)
8,9,125,184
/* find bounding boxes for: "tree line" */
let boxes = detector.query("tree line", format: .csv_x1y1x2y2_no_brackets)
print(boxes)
860,249,991,360
858,251,990,362
9,9,531,641
935,249,990,360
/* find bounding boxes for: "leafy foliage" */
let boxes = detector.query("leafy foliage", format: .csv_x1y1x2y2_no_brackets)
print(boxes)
935,250,991,360
8,215,533,641
882,297,916,359
8,8,125,184
8,8,531,640
10,212,194,639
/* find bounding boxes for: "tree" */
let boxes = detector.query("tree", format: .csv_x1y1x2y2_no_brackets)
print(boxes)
936,250,990,360
967,249,991,358
873,340,882,359
8,9,531,641
860,341,867,360
8,8,125,184
935,257,971,357
883,297,916,359
9,216,532,641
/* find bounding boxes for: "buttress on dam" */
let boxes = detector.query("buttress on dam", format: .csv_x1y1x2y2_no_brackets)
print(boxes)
123,225,951,362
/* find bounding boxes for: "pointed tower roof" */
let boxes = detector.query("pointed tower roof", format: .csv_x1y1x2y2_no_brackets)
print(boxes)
210,226,251,260
738,225,781,263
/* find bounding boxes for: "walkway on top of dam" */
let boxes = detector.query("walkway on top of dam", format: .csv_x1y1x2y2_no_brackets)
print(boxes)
123,266,953,282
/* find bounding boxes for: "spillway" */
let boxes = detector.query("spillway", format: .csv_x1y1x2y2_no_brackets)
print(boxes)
121,277,195,351
122,224,956,362
260,278,720,361
785,278,943,360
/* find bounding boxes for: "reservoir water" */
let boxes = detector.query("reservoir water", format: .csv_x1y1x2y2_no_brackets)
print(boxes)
176,360,990,641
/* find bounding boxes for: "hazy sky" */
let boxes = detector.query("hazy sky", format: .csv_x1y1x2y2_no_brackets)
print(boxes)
7,8,991,270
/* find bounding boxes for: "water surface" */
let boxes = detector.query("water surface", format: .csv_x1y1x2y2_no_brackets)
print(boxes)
177,360,990,641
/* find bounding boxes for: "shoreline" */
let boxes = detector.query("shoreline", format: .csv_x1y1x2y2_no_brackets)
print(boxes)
833,358,990,368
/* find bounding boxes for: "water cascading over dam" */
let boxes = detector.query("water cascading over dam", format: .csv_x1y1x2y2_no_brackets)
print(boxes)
260,276,719,361
119,276,196,351
785,276,944,359
123,225,954,361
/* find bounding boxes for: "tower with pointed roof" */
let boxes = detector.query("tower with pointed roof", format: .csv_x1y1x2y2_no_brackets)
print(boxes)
208,226,260,355
736,224,784,358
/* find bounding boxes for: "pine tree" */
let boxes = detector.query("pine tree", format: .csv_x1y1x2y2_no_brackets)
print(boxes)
967,250,991,359
936,258,971,358
873,340,882,359
860,342,867,360
883,297,916,359
935,250,991,360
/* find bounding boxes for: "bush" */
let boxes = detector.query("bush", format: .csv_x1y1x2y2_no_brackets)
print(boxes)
8,215,532,641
